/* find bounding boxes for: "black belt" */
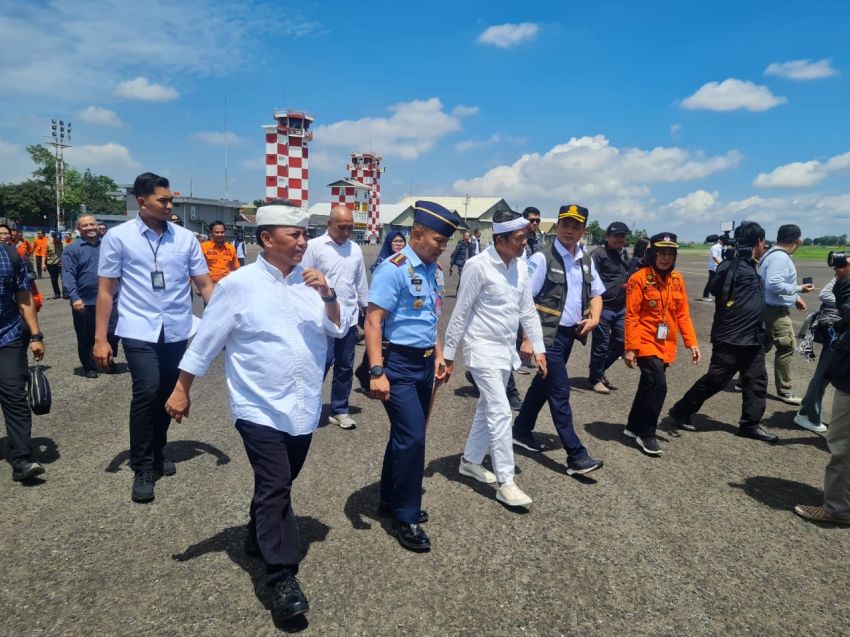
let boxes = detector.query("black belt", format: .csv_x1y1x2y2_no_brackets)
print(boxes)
387,342,435,358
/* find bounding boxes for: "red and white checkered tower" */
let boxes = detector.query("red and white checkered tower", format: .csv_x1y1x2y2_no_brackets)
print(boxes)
262,109,314,206
348,152,384,241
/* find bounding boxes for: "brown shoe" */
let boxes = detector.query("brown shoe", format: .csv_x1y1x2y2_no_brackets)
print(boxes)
591,381,610,394
794,505,850,525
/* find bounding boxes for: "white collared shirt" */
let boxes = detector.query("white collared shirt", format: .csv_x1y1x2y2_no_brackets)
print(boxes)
527,240,605,327
98,216,208,343
443,245,545,370
301,232,368,325
178,254,349,435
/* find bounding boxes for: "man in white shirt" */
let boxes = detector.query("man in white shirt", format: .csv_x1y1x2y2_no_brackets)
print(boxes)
165,201,345,623
443,210,547,508
301,205,368,429
512,204,606,476
94,172,213,504
702,238,724,301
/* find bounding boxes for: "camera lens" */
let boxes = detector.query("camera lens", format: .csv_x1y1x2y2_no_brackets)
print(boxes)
828,251,848,268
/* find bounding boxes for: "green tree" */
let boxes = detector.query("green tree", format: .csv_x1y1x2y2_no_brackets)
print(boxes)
584,220,604,245
803,237,813,246
0,180,53,224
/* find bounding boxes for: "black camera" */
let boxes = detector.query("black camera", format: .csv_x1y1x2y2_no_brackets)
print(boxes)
828,251,848,268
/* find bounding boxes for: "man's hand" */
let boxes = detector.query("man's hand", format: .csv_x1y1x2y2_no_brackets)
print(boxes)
535,353,547,378
435,356,449,384
71,300,85,313
624,350,637,369
302,268,331,296
93,338,113,370
519,339,534,364
795,297,808,312
799,283,815,294
30,340,44,361
576,316,599,337
442,359,454,384
449,267,454,277
370,374,390,402
165,387,191,423
690,346,701,364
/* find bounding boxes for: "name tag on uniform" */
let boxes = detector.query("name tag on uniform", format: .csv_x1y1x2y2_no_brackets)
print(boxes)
151,270,165,290
656,322,669,340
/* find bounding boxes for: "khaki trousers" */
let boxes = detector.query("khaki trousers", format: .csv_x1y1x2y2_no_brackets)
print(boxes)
763,305,796,395
824,389,850,521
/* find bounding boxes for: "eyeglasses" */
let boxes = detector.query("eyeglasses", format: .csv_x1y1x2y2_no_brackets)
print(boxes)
527,218,541,224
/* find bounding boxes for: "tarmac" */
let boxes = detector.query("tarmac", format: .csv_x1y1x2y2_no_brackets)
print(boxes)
1,245,848,636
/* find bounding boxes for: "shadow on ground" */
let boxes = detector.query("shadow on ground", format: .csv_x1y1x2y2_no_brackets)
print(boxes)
104,440,231,473
171,516,329,633
729,475,823,511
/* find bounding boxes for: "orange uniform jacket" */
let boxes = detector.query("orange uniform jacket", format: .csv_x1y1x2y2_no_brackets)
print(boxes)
625,267,697,364
201,240,239,283
33,236,48,257
16,240,33,258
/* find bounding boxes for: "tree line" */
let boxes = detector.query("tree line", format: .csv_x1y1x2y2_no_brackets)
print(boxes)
0,145,124,228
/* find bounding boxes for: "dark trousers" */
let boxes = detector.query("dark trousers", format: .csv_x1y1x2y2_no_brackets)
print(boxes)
35,255,44,278
626,356,668,436
381,349,434,523
0,340,33,463
123,335,187,472
670,343,767,429
45,264,61,297
800,347,834,426
324,325,357,415
702,270,717,299
514,326,588,460
589,307,625,383
72,305,120,371
237,419,312,585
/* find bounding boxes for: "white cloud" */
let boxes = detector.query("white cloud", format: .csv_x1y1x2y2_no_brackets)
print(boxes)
191,131,242,145
0,1,321,99
476,23,540,48
452,105,480,117
754,150,850,188
665,190,719,222
116,77,179,102
681,79,787,112
314,98,475,160
670,124,682,140
452,135,741,219
455,132,526,152
64,143,141,170
76,106,124,128
765,58,839,80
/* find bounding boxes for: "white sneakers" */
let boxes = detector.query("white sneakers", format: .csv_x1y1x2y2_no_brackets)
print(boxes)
496,482,533,507
328,414,356,430
793,412,827,434
458,460,532,508
458,460,497,484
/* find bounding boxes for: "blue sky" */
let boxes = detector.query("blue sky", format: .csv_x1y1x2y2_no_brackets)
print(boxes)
1,0,849,240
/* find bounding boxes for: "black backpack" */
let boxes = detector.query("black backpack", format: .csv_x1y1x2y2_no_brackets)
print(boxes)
28,363,52,415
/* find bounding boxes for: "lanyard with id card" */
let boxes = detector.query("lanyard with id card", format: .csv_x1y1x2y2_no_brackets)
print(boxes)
146,232,166,290
651,268,671,341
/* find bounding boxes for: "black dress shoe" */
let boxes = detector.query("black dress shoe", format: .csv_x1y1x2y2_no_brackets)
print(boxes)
270,574,309,621
12,461,45,481
377,501,428,523
131,470,155,503
85,369,98,379
737,426,778,443
393,521,431,552
507,392,523,411
158,458,176,477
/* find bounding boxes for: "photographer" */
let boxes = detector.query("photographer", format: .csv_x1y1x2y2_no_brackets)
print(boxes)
794,251,850,525
663,221,778,442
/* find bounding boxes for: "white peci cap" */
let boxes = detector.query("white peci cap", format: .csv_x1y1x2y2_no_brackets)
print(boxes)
256,204,309,228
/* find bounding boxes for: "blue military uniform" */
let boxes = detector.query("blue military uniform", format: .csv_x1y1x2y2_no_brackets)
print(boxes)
369,201,460,535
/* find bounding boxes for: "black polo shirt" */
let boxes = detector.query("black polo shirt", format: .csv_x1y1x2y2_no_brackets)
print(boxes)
709,257,765,346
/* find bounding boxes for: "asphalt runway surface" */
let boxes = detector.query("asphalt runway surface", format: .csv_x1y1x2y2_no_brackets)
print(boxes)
2,246,847,636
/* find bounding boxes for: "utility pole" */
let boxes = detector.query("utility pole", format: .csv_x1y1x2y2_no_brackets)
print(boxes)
46,118,71,231
224,96,229,200
463,193,470,222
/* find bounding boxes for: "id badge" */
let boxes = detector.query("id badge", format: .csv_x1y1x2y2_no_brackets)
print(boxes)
656,322,669,340
151,270,165,290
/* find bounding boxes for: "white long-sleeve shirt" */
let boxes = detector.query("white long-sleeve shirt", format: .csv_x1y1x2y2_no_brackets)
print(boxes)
443,244,545,370
179,254,349,435
301,232,368,326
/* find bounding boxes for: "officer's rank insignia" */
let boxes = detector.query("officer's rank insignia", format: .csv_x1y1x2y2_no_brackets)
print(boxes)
389,253,407,266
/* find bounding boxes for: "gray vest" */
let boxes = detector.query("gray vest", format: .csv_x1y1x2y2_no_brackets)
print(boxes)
533,245,594,348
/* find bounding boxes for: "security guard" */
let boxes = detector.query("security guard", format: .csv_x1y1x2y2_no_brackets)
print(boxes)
364,200,460,552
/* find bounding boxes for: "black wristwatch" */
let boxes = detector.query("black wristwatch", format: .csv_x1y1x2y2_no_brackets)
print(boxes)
320,288,337,303
370,365,384,377
30,332,44,342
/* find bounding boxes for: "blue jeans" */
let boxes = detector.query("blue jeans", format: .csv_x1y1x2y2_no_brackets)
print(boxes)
588,308,625,383
514,326,588,460
380,349,435,523
324,325,357,415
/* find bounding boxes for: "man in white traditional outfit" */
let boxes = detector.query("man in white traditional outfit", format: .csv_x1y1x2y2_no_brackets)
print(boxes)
443,209,547,508
164,200,348,624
